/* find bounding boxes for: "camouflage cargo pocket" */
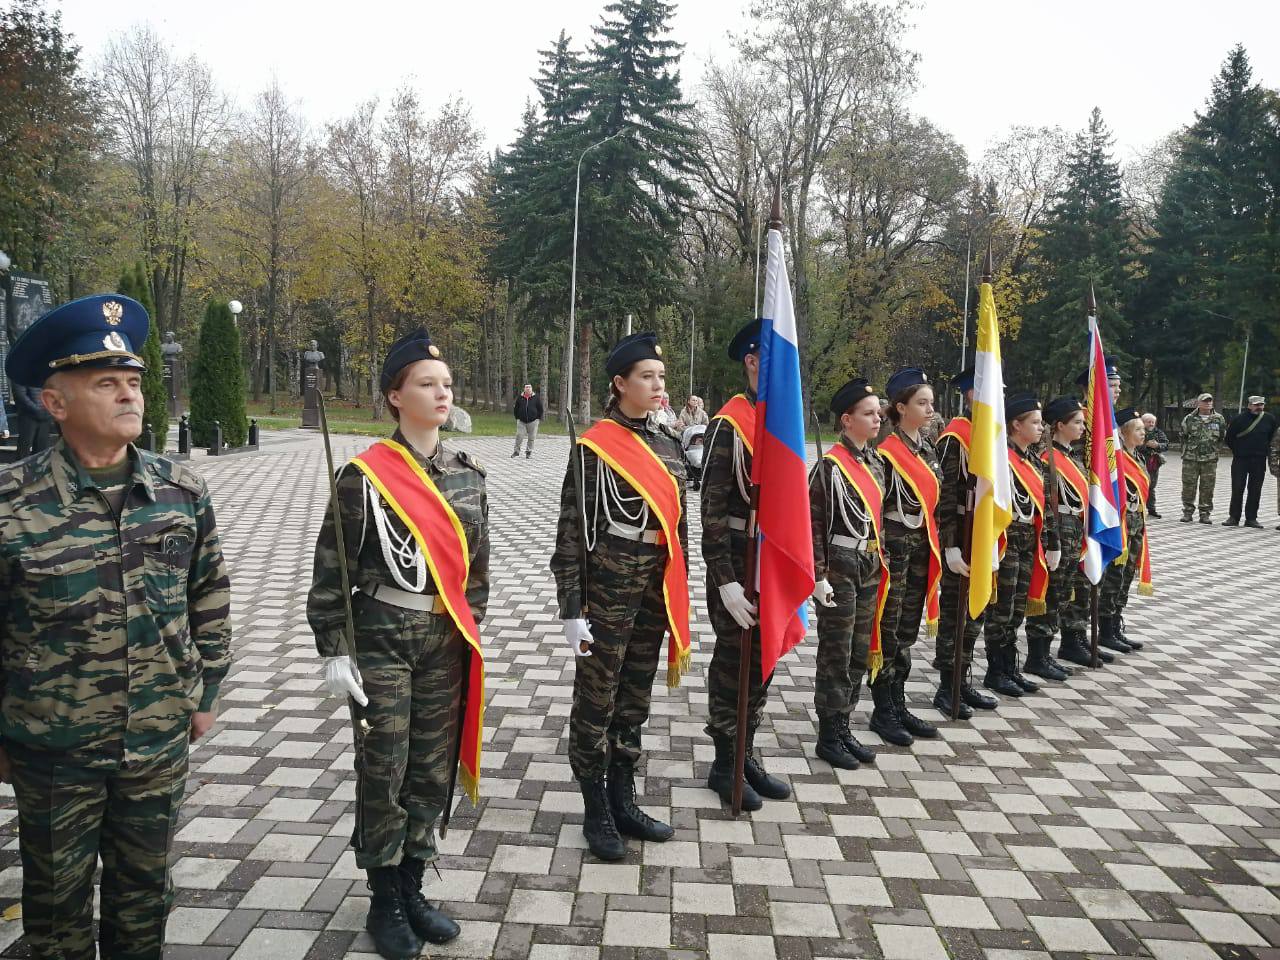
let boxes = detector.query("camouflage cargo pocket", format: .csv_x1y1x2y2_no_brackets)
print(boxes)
141,529,193,615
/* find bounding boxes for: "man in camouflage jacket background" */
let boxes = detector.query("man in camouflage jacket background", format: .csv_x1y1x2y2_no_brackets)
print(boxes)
1180,393,1228,524
0,295,232,960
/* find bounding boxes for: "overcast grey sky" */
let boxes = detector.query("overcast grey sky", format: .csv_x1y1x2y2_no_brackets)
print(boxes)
57,0,1278,165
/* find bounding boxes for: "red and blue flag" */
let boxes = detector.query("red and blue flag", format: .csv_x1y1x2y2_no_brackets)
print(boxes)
751,210,815,680
1082,314,1123,583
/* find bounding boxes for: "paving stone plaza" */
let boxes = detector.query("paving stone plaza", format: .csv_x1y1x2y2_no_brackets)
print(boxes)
2,430,1278,960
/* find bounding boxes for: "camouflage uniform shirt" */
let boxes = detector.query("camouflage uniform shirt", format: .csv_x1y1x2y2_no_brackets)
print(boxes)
1180,411,1227,462
308,432,490,651
0,441,232,769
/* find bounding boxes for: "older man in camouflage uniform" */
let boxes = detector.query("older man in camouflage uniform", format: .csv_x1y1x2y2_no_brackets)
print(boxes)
0,294,232,960
1181,393,1227,524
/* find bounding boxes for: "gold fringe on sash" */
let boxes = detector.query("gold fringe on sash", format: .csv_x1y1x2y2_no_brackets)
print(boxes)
1026,598,1047,617
867,650,884,684
666,646,692,689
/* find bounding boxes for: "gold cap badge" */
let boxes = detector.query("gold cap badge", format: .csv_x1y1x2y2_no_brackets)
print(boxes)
103,301,123,326
103,332,127,351
428,344,441,358
654,344,663,357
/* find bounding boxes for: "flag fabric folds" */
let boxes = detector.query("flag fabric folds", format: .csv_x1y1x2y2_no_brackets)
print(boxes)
1082,314,1124,583
965,280,1013,618
751,221,815,680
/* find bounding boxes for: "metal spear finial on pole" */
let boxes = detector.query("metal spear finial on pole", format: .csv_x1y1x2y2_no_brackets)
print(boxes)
769,179,783,231
981,246,994,285
1086,283,1097,316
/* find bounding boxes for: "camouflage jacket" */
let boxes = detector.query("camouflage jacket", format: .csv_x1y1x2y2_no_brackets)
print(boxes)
1270,425,1280,477
551,408,688,619
307,431,489,658
808,434,885,581
700,392,753,589
1180,411,1227,461
879,427,942,531
936,416,968,552
0,441,231,767
1009,442,1061,552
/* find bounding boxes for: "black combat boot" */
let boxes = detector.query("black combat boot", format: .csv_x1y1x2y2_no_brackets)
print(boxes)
960,667,999,709
744,729,791,800
1097,617,1131,653
397,857,461,945
365,866,424,960
869,681,912,746
815,715,860,769
836,714,877,764
983,648,1022,697
1007,647,1041,693
707,735,762,811
579,776,627,861
1058,629,1093,667
1024,636,1068,682
1115,615,1142,651
607,764,674,842
892,680,939,738
932,670,973,720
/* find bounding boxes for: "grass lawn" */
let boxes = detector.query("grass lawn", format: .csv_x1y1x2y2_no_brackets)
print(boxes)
244,399,570,438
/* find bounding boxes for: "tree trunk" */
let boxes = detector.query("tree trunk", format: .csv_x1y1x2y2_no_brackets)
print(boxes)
539,337,550,407
559,326,570,425
520,327,529,388
577,319,592,423
502,291,515,405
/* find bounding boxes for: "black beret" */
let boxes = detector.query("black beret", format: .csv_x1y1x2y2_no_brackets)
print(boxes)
1075,357,1120,388
885,367,928,401
1005,392,1042,421
1114,406,1142,426
727,319,762,361
829,377,878,417
5,294,148,388
606,332,663,378
1044,395,1083,424
381,326,442,393
952,365,975,394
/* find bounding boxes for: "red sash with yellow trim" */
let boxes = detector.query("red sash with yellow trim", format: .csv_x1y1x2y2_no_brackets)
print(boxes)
825,444,890,680
1042,447,1089,561
712,394,756,456
876,434,942,634
1119,449,1154,596
938,416,972,450
350,440,485,803
1008,450,1049,616
578,419,692,686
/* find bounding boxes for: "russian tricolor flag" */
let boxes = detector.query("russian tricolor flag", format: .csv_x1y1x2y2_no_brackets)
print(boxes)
1083,313,1124,583
751,204,815,680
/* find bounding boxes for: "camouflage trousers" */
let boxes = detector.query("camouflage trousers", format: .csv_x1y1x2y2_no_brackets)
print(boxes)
570,538,667,780
934,564,987,671
984,520,1037,658
706,530,772,742
814,546,879,720
1181,458,1218,517
873,520,932,688
351,593,463,869
8,740,188,960
1027,513,1088,643
1100,511,1145,618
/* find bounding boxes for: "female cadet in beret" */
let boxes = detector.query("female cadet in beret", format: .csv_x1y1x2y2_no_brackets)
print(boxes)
1099,408,1154,652
868,368,942,748
307,328,488,959
808,377,885,769
983,394,1059,699
1024,397,1092,672
551,332,688,862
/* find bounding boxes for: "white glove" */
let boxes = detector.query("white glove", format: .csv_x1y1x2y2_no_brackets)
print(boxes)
322,656,368,707
944,547,971,577
812,578,836,607
1046,549,1062,572
718,581,758,629
564,618,594,657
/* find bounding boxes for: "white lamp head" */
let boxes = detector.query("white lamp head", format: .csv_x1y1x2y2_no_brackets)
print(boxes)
228,300,243,315
0,250,11,271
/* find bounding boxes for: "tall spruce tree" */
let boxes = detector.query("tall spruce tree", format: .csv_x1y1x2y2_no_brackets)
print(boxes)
189,300,248,448
118,262,168,451
1022,108,1133,390
1138,46,1279,400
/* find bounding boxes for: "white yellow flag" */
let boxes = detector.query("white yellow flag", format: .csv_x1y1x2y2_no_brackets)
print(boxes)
966,280,1012,618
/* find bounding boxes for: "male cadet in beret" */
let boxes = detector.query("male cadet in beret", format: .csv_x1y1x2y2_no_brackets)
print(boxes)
700,319,791,810
0,294,232,960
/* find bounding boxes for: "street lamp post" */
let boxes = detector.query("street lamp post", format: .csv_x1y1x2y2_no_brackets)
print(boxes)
566,129,626,421
1204,309,1248,411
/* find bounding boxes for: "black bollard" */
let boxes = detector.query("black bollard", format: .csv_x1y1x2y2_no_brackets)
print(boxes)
248,419,259,447
178,416,191,456
211,420,223,455
141,426,155,452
